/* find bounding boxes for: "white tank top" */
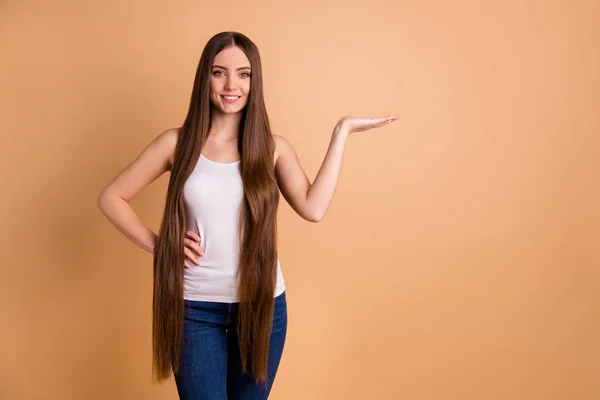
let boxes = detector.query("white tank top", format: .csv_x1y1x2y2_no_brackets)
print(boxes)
182,153,286,303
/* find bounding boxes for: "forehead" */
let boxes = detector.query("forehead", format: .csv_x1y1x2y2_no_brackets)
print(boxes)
212,46,251,68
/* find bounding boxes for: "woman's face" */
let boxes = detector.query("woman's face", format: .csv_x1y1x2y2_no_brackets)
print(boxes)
209,45,251,114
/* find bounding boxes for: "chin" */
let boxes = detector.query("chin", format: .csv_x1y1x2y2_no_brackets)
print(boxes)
222,106,246,114
211,101,247,114
225,104,248,113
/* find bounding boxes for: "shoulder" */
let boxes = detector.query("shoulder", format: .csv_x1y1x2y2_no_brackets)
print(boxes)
272,134,293,167
160,126,182,169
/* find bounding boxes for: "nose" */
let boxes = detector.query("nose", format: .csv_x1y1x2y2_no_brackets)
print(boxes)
224,75,236,91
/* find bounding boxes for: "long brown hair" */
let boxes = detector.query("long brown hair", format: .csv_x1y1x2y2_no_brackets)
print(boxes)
151,31,279,386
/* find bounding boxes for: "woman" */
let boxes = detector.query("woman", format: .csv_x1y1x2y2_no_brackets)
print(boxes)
98,31,397,399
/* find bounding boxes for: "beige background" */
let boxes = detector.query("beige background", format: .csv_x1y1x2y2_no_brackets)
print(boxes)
1,1,599,399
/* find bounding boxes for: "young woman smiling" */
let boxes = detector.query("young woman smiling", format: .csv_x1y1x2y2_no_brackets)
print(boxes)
97,31,397,400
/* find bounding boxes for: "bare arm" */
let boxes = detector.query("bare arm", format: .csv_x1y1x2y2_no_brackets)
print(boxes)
274,115,398,222
305,129,349,222
97,128,179,255
273,131,347,222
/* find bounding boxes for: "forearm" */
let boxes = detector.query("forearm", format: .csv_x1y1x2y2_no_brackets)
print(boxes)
306,127,349,221
97,192,158,255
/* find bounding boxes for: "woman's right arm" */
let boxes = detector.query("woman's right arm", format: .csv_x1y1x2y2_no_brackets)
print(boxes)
97,127,179,255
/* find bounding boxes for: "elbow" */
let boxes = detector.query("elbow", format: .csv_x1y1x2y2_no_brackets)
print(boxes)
97,191,109,213
97,189,118,212
307,211,324,223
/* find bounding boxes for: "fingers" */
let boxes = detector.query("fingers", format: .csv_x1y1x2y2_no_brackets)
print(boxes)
184,246,201,266
375,115,398,125
185,230,202,243
184,230,204,268
184,230,204,255
365,116,397,130
184,237,204,256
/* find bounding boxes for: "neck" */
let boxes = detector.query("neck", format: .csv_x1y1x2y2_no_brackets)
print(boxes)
209,107,243,142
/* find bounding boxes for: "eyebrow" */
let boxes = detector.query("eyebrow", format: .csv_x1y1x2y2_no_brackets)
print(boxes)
211,65,251,71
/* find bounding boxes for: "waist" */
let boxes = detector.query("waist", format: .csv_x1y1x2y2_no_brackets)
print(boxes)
183,260,285,302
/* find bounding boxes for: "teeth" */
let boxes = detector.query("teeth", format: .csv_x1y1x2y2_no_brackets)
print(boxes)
223,96,240,100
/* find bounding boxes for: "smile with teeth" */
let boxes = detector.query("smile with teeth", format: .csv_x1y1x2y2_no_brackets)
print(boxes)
221,95,241,104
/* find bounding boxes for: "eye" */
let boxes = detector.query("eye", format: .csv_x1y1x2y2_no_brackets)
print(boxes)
212,70,224,76
241,72,251,78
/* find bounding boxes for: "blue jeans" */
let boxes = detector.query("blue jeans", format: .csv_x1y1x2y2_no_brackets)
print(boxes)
174,291,288,400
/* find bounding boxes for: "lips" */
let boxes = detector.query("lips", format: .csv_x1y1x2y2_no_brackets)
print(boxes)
221,95,241,104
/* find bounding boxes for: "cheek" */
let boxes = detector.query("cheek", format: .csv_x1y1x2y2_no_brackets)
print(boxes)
242,89,250,104
209,78,221,93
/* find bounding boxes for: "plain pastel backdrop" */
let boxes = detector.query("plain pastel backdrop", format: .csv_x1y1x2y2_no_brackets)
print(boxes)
0,0,598,399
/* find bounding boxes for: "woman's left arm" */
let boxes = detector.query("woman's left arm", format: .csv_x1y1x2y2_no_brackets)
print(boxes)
274,115,398,222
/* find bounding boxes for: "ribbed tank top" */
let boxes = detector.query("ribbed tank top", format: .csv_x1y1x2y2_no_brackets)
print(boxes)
182,153,286,303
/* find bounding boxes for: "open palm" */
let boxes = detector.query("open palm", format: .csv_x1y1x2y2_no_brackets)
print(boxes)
336,115,398,134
